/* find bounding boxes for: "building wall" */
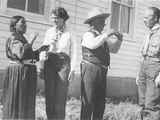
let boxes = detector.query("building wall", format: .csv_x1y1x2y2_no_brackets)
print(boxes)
67,0,160,97
0,0,160,97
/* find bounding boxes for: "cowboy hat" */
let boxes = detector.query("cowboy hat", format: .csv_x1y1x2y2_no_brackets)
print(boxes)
84,8,110,24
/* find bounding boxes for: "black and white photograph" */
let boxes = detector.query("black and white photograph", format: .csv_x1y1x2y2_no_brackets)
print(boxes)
0,0,160,120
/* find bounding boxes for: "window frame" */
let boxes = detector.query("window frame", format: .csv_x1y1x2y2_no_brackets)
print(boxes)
0,0,52,25
7,0,45,15
110,0,135,40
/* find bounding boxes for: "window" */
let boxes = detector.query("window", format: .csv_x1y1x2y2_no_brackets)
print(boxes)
0,0,1,8
7,0,45,14
110,0,133,33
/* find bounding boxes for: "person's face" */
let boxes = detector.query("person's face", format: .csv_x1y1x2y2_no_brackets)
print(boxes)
50,14,65,28
15,18,26,34
91,17,106,32
144,8,157,29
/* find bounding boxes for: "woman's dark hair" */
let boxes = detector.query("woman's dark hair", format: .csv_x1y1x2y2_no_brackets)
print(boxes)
149,7,160,23
10,15,25,32
51,7,69,21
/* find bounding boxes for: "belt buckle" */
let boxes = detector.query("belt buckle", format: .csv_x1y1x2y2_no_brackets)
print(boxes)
31,59,36,63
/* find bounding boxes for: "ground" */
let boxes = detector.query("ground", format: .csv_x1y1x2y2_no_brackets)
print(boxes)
0,95,142,120
35,96,142,120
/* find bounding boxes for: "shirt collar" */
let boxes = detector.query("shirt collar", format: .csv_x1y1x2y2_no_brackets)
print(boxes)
89,28,101,35
53,25,66,33
150,23,160,33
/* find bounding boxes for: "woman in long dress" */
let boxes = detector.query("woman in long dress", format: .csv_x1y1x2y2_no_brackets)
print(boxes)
2,15,48,119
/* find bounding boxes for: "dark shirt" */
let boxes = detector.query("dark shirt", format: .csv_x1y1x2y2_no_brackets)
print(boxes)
6,33,39,63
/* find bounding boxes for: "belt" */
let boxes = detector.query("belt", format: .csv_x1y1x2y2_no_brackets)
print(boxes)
82,59,108,70
9,59,36,65
144,56,160,62
22,59,36,65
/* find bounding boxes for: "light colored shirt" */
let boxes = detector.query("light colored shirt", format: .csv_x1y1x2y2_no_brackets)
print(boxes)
40,27,71,60
40,26,77,71
146,24,160,58
81,30,108,49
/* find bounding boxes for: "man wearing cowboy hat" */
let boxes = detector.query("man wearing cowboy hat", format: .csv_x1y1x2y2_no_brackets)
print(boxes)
80,8,122,120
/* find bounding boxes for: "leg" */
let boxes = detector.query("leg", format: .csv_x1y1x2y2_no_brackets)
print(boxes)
80,62,99,120
137,62,147,107
54,63,70,120
143,62,160,120
18,65,37,119
44,60,57,119
92,68,107,120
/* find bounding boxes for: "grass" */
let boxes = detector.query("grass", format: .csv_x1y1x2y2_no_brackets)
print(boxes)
36,96,142,120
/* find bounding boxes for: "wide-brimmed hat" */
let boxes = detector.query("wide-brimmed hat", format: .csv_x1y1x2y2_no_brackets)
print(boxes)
84,8,110,24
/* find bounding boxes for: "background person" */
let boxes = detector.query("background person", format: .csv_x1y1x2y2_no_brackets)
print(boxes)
137,7,160,120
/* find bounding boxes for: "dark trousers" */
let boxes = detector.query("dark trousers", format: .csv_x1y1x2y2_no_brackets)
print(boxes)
3,64,37,120
137,59,160,120
44,59,70,120
80,62,107,120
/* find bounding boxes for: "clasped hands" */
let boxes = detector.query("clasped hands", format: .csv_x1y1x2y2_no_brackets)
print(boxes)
107,29,123,41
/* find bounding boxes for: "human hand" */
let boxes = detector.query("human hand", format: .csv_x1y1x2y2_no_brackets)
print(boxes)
68,70,75,82
136,75,139,85
38,45,49,52
155,73,160,87
108,30,123,41
30,32,39,45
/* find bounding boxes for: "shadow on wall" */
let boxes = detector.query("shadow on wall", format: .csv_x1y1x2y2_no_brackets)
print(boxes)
0,69,138,99
37,71,138,98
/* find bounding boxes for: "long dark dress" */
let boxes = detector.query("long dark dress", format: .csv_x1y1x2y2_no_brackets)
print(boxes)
2,33,39,119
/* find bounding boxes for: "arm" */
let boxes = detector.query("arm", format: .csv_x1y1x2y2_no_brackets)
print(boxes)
82,32,108,49
29,32,39,46
70,33,77,72
39,29,50,61
6,37,22,61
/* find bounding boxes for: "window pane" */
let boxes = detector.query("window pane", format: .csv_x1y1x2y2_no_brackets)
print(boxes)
121,0,132,5
120,6,130,33
7,0,26,10
28,0,45,14
111,2,120,31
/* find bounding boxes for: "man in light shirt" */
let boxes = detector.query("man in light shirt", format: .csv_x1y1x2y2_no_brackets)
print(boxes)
80,8,122,120
137,7,160,120
39,7,75,120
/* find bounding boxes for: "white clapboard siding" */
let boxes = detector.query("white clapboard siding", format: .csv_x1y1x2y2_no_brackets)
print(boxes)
109,0,145,78
108,0,160,78
112,0,160,78
1,0,160,79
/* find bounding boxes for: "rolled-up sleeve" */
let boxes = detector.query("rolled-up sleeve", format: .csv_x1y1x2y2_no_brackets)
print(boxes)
39,29,50,61
81,32,108,49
